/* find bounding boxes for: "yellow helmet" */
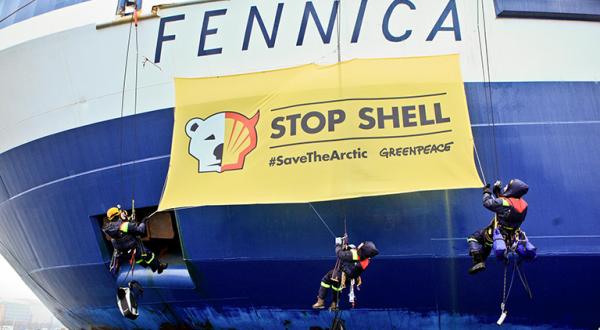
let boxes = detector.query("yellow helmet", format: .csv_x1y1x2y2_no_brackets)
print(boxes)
106,207,121,220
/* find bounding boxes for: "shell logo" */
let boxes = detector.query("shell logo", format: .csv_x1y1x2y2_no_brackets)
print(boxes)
185,111,260,173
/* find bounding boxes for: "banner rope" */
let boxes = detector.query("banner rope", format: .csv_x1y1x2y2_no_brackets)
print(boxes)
309,203,337,239
473,143,487,185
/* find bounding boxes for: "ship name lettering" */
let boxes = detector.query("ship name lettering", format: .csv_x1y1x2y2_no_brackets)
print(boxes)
154,0,461,63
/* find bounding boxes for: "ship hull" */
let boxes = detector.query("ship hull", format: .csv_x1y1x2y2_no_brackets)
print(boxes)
1,82,599,328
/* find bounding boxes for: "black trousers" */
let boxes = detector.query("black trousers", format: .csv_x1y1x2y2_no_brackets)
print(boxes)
318,269,351,303
467,225,494,261
134,246,161,272
119,245,161,272
468,221,517,262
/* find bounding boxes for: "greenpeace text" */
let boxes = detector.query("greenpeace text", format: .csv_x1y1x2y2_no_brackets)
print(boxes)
379,142,454,158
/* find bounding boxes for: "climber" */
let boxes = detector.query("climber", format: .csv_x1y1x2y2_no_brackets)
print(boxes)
467,179,530,274
312,236,379,310
103,206,168,274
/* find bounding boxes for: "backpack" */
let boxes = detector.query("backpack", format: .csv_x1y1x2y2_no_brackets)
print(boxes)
117,281,143,320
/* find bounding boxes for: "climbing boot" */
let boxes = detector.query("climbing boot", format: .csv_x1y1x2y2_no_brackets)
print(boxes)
329,302,339,311
312,297,325,309
469,261,486,275
468,254,486,275
157,263,168,274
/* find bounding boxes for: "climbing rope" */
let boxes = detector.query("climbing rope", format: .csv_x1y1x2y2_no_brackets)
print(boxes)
114,247,139,289
118,4,142,211
500,254,517,319
331,308,345,330
119,18,134,204
516,261,533,299
476,0,501,181
114,6,142,290
131,8,140,206
335,0,342,64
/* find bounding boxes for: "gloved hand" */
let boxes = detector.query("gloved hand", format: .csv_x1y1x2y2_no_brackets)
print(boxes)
335,237,344,246
493,180,502,196
483,183,492,194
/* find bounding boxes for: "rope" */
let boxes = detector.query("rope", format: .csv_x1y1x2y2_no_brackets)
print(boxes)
131,12,140,205
120,249,137,286
501,256,517,311
117,9,140,289
309,202,337,238
476,0,501,180
332,308,344,329
502,260,506,302
473,143,487,184
117,6,141,209
335,0,343,103
336,0,341,63
0,0,36,24
516,261,533,299
500,233,535,318
119,19,134,203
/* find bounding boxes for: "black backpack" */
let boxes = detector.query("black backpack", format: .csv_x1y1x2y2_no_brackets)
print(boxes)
117,281,143,320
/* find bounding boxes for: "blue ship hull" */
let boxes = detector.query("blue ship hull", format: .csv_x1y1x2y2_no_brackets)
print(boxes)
0,82,599,329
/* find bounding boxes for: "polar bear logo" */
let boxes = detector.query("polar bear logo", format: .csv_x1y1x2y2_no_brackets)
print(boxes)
185,111,260,173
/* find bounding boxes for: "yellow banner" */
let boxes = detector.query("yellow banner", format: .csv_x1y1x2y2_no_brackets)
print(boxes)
158,55,482,210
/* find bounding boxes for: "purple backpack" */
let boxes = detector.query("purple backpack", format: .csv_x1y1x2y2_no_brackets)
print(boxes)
516,232,537,260
493,228,507,260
